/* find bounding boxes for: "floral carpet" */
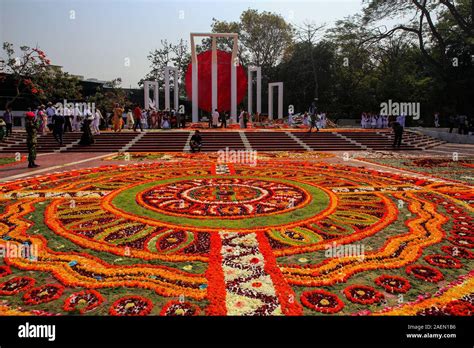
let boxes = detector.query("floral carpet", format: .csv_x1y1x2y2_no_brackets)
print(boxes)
0,157,472,316
103,151,335,162
357,156,474,184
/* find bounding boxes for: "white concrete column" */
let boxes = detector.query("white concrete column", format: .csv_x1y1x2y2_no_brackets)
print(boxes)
268,82,283,120
144,81,150,109
256,68,262,114
164,69,170,111
248,67,261,115
155,84,159,110
165,67,179,111
268,86,274,120
173,69,179,111
230,35,238,123
144,81,159,110
278,83,283,119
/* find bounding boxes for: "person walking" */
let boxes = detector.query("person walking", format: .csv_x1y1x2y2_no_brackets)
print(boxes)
25,110,39,168
36,105,47,135
112,104,124,132
52,112,65,146
133,105,143,132
3,107,13,137
0,118,6,141
175,110,181,129
92,108,103,135
307,112,320,133
125,108,134,129
221,112,228,128
448,115,456,133
458,114,467,135
63,104,73,133
434,112,440,128
45,102,55,132
239,109,245,129
180,110,186,129
72,103,83,132
212,109,219,128
79,113,95,146
141,109,149,129
392,121,404,149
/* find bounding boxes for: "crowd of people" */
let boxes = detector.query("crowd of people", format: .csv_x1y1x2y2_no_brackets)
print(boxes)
2,101,473,169
111,106,186,132
360,113,396,129
446,114,472,135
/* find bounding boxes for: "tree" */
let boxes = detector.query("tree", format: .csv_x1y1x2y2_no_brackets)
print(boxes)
361,0,474,113
0,42,83,108
87,78,129,113
240,9,294,71
1,42,50,108
36,69,82,103
199,19,248,64
141,39,190,98
294,21,327,101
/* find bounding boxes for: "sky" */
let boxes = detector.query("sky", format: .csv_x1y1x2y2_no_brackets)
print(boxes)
0,0,365,87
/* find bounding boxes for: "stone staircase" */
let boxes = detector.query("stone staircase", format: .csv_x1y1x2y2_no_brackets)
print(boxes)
128,132,189,152
380,130,446,149
0,130,447,153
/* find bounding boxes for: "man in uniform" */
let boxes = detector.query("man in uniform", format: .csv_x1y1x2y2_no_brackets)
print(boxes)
25,110,39,168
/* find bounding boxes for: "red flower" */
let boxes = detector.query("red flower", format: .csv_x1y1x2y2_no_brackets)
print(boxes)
23,284,64,305
424,254,462,269
63,290,104,314
160,300,200,316
344,285,384,305
0,276,35,295
300,289,344,314
109,296,153,316
406,265,444,283
441,246,473,259
375,275,411,294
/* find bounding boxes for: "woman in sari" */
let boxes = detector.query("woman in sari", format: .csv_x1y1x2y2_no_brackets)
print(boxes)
112,104,124,132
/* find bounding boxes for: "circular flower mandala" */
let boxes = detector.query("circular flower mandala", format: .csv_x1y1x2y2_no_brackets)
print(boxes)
23,284,64,305
300,289,344,314
424,254,462,269
406,265,444,283
63,290,104,314
344,285,384,305
109,296,153,316
374,275,411,294
0,276,35,295
160,300,200,316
